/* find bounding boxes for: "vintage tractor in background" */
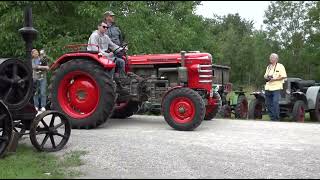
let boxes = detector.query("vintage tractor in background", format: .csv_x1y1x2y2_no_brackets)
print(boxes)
248,77,320,122
49,46,219,131
211,64,248,119
0,7,71,158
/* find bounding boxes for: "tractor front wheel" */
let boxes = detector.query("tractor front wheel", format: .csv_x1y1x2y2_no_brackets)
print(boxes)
162,88,205,131
310,92,320,122
292,100,306,122
49,59,116,129
235,95,248,119
220,105,232,118
248,99,264,119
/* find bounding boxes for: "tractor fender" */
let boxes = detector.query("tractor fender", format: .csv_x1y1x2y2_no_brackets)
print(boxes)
292,92,308,108
251,91,265,102
50,53,116,71
306,86,320,110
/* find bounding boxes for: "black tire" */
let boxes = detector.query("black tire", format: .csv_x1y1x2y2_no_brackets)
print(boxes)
248,99,264,119
204,107,219,120
310,92,320,121
204,92,221,120
0,101,12,158
111,100,141,119
220,105,232,118
49,59,116,129
292,100,306,122
162,88,205,131
235,95,248,119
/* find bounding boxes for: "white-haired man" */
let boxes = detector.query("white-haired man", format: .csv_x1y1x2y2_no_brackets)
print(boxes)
264,53,287,121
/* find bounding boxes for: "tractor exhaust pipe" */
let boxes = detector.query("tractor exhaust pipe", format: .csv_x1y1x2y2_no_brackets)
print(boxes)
180,51,186,67
18,6,38,70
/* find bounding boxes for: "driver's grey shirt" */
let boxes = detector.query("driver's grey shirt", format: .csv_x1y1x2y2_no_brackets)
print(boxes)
87,30,120,56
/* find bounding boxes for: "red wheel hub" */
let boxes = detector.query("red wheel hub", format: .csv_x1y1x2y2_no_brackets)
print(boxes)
169,97,195,124
58,71,100,119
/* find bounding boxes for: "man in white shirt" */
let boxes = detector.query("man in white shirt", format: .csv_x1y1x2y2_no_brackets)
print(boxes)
87,21,126,78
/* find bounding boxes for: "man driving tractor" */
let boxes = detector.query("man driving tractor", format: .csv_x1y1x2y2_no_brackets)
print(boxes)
87,21,126,78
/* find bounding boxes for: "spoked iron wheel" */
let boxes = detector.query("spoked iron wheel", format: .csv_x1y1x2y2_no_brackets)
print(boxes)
0,59,33,110
30,111,71,152
0,101,13,157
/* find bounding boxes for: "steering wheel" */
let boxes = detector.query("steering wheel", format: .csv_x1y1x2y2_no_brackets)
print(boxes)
113,43,128,56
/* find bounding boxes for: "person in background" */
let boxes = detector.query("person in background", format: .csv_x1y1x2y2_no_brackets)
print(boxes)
103,11,124,46
264,53,287,121
32,49,49,111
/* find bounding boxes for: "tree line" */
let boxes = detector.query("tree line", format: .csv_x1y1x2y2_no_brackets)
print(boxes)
0,1,318,88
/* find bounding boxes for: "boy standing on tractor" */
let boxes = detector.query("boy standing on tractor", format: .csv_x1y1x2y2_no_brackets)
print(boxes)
264,53,287,121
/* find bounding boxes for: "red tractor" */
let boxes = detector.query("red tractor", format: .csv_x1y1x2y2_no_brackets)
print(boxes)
48,45,219,131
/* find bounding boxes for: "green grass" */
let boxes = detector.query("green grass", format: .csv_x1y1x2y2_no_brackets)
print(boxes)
0,144,87,179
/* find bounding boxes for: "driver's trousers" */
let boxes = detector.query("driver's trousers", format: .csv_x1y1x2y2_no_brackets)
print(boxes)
104,53,126,78
114,57,126,77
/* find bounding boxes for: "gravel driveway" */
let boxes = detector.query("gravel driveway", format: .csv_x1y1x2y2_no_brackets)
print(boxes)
22,115,320,178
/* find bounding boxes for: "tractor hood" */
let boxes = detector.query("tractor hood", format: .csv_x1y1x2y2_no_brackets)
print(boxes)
127,52,212,65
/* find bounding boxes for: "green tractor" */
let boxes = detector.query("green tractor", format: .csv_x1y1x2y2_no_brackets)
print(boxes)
211,64,248,119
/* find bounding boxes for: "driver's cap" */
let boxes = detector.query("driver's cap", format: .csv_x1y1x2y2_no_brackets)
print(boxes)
104,11,115,16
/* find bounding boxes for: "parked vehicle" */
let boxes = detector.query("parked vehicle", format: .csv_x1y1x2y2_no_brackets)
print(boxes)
248,77,320,122
211,64,248,119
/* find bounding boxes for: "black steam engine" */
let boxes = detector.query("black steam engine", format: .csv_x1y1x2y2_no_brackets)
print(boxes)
0,7,71,157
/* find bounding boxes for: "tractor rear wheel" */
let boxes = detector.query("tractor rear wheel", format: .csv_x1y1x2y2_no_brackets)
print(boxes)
248,99,264,119
235,95,248,119
162,88,205,131
49,59,116,129
111,100,141,119
310,92,320,122
292,100,305,122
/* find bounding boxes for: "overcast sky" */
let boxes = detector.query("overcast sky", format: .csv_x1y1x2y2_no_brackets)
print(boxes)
195,1,271,30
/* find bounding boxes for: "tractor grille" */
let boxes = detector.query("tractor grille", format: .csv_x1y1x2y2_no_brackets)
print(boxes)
198,64,213,83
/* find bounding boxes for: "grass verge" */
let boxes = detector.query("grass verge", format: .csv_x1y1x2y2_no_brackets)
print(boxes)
0,144,87,179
